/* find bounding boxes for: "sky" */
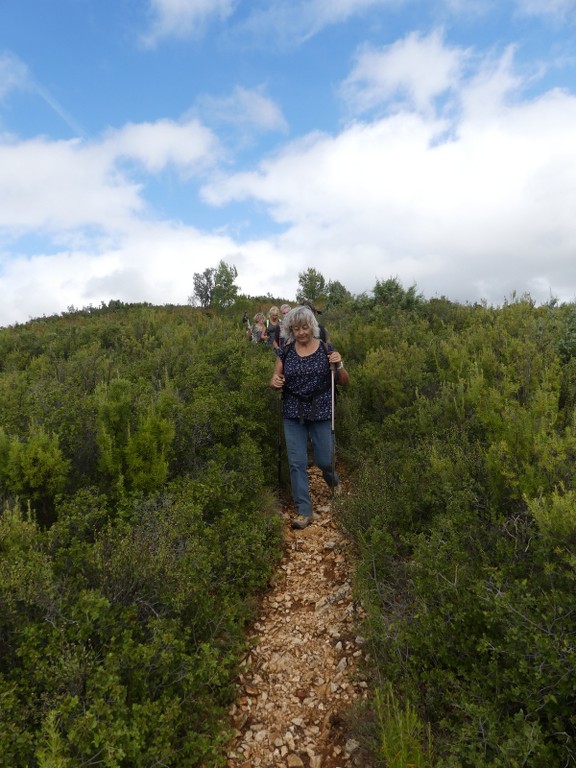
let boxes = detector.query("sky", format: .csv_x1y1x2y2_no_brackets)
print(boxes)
1,0,576,326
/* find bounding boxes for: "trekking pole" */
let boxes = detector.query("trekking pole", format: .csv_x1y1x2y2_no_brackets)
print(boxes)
330,364,336,497
277,391,283,489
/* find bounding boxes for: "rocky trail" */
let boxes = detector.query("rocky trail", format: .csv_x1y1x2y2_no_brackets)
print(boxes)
225,467,370,768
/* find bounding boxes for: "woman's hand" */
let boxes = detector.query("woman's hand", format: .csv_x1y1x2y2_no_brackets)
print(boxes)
328,351,342,366
270,372,285,389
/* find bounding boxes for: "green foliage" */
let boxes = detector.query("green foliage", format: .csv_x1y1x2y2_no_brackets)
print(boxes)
3,426,70,521
212,260,239,309
124,408,175,493
191,266,216,307
4,290,576,766
190,260,239,309
95,378,133,481
375,683,434,768
339,295,576,766
0,476,281,765
0,303,283,766
296,267,326,303
373,276,424,310
325,278,352,309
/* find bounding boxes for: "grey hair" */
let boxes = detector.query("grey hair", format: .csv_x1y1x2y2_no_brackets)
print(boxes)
281,305,320,344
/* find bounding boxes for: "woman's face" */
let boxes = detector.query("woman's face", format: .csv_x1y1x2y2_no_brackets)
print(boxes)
292,322,313,344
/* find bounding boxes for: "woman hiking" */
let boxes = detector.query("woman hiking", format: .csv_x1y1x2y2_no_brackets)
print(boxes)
269,305,349,529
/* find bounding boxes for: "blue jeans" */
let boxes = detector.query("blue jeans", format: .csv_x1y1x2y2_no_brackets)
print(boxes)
283,418,339,518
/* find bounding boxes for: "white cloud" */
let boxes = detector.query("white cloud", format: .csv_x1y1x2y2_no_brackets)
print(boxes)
197,86,288,134
341,30,468,115
0,137,142,231
457,46,523,125
101,118,221,175
0,221,289,325
202,43,576,306
2,32,576,326
0,117,219,233
142,0,237,45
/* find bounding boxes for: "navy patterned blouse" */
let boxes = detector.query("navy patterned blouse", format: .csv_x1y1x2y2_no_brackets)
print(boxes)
281,342,334,421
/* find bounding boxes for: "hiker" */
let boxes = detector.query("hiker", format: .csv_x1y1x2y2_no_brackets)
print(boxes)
269,305,349,529
248,312,268,343
272,303,291,349
266,306,281,346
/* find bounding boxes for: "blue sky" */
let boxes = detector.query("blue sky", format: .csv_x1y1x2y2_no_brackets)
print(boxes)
1,0,576,325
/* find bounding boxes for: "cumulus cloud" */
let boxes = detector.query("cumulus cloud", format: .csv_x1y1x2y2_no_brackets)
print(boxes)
202,40,576,306
142,0,237,45
0,221,288,325
100,118,221,175
0,137,142,231
0,117,219,234
2,27,576,326
341,30,468,115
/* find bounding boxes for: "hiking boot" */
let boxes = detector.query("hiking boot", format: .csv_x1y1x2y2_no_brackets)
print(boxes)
291,515,312,529
333,483,343,497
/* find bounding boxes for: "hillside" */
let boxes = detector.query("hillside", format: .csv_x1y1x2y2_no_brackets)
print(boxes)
2,295,576,766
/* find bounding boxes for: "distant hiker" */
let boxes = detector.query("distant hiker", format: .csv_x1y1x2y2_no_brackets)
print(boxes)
266,306,281,346
269,305,349,529
248,312,268,343
272,303,291,350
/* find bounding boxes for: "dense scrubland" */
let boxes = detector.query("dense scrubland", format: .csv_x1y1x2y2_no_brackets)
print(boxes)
1,280,576,766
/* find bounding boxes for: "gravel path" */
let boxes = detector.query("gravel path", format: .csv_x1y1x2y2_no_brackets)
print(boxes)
226,467,369,768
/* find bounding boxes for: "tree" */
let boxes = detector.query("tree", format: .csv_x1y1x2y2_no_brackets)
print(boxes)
296,268,326,304
212,261,239,309
5,426,70,521
190,261,238,309
190,268,216,308
325,279,351,309
373,276,424,310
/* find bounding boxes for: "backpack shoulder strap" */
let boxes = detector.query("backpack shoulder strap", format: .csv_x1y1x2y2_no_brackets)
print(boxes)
281,342,294,366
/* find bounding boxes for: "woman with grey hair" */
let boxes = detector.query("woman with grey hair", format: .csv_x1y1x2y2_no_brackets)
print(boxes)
269,305,349,528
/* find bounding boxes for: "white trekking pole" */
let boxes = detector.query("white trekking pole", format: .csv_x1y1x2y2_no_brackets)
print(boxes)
330,363,336,497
